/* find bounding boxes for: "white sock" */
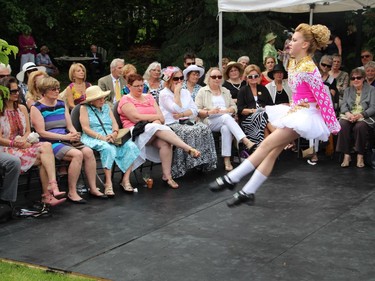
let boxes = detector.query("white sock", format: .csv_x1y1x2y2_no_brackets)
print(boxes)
242,169,268,194
225,159,255,183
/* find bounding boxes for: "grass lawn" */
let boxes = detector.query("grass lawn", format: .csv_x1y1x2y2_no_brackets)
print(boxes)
0,259,107,281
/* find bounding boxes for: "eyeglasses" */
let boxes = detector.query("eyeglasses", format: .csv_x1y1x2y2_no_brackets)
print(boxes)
350,76,363,81
247,74,260,79
186,62,195,66
49,87,60,92
172,76,184,81
131,84,144,88
321,63,332,68
361,54,371,59
210,75,222,79
9,89,19,94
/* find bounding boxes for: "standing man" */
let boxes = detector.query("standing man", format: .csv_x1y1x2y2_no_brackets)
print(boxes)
88,44,104,81
98,58,125,106
183,52,196,68
360,50,373,68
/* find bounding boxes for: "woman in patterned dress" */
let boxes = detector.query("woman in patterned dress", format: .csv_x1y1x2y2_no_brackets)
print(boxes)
143,62,164,103
0,76,65,206
80,86,140,194
159,67,217,178
182,64,204,101
65,63,91,110
30,77,104,203
118,74,201,189
211,23,341,207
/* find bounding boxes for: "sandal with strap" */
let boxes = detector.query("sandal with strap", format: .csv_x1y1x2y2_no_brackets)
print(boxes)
163,178,179,189
104,185,115,198
120,182,134,194
188,148,201,158
48,180,66,199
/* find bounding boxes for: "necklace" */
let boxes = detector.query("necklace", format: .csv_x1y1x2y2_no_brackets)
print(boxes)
276,90,283,95
229,81,241,91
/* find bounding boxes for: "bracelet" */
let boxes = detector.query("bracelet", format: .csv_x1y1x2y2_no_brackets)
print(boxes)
95,133,100,139
112,129,119,134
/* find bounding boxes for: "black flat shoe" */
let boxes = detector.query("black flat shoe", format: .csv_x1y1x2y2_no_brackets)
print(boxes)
209,176,236,192
67,195,87,204
226,191,255,207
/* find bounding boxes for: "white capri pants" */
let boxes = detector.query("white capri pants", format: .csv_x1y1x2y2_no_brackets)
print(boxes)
208,114,246,157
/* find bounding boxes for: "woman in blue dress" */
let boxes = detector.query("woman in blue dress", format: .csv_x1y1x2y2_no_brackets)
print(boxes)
80,86,140,195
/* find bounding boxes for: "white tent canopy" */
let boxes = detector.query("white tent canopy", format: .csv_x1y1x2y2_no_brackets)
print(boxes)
217,0,375,67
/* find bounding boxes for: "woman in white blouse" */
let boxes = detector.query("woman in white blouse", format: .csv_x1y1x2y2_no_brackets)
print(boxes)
159,67,217,178
195,67,255,171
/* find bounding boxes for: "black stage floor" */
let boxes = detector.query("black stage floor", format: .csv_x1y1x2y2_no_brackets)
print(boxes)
1,151,374,281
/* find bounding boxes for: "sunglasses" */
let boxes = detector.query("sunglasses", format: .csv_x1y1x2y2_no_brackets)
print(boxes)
247,74,260,79
9,89,19,94
321,63,332,68
0,74,10,79
49,87,60,92
361,54,371,59
210,75,222,80
186,62,195,66
350,76,363,81
172,76,184,81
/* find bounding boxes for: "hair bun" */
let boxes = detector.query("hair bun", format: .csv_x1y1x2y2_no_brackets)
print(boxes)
311,24,330,49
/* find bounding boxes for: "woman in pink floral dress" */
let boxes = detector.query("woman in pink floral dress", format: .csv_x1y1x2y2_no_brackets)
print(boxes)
0,76,65,206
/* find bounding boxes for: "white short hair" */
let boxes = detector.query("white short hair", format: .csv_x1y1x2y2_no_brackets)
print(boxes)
110,58,125,71
0,63,12,73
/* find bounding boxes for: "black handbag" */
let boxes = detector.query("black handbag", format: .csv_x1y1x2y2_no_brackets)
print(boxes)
132,121,150,141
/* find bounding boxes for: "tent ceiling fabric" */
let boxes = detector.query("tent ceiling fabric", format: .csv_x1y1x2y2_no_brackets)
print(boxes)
218,0,375,13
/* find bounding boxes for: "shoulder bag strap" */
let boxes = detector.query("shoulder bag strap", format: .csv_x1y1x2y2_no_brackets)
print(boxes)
88,105,108,135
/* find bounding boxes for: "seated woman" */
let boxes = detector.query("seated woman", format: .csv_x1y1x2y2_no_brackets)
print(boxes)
159,67,217,178
238,64,275,146
80,86,140,193
222,61,246,103
35,46,59,77
120,64,148,95
65,63,91,110
260,56,276,86
118,74,201,189
336,68,375,168
182,64,204,101
143,62,164,102
30,77,104,202
25,70,48,109
265,63,292,105
329,54,349,106
0,76,65,206
195,67,255,171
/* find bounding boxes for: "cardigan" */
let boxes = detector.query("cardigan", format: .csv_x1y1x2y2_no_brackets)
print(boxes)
340,83,375,119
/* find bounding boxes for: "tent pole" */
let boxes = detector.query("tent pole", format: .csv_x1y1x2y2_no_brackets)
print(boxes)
309,4,315,24
219,12,223,71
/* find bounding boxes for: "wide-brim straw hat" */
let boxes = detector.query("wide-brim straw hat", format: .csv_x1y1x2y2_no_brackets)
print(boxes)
268,63,288,80
265,32,277,43
183,65,205,80
224,61,244,80
16,62,46,82
81,85,110,104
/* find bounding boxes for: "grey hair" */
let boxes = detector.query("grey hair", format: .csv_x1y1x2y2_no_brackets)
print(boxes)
364,61,375,70
320,55,333,64
110,58,125,71
0,63,12,73
143,61,162,80
237,56,250,64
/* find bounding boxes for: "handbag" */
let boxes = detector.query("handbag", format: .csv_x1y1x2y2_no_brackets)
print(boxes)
364,117,375,128
179,118,195,126
132,121,150,141
89,105,130,146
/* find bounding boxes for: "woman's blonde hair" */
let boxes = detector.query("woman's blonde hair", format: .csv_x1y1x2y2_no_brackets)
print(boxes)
37,77,60,96
295,23,330,55
25,70,49,102
244,64,261,76
204,67,223,85
122,64,137,80
68,63,87,82
143,61,161,80
263,56,275,66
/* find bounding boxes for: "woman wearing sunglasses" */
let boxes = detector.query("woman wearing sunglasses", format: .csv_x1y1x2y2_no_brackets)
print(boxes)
195,67,256,171
237,64,275,147
159,67,216,178
336,68,375,168
118,73,201,189
210,23,340,207
0,76,66,207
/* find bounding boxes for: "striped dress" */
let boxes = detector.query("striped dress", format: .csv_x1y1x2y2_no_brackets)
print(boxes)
33,100,73,160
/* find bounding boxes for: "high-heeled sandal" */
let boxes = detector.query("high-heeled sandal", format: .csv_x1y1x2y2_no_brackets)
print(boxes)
48,180,66,199
104,185,115,198
341,155,351,168
42,193,66,207
163,178,179,189
357,156,365,168
188,148,201,158
120,182,134,194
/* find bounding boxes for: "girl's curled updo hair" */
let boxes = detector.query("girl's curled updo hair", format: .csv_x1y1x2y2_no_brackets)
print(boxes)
295,23,330,55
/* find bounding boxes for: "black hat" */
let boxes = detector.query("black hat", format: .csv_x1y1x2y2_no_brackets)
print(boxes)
268,63,288,80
